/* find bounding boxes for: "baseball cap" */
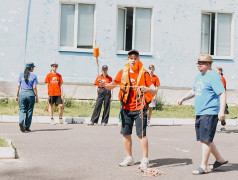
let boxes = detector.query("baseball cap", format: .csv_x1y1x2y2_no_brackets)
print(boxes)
51,61,58,66
102,65,108,70
25,62,35,69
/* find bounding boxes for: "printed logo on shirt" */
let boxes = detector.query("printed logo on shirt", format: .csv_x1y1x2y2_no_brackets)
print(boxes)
194,80,204,96
130,78,137,90
51,77,58,84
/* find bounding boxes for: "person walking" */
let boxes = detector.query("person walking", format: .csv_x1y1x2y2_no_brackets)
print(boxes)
147,65,160,126
101,50,157,169
45,61,64,125
178,54,228,175
88,65,112,126
215,66,228,132
16,62,39,132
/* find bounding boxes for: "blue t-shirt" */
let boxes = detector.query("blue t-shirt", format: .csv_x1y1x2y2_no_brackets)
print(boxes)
193,70,225,115
18,72,38,90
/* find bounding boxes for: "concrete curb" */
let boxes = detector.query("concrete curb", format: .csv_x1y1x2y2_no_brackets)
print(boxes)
0,115,237,126
0,139,16,159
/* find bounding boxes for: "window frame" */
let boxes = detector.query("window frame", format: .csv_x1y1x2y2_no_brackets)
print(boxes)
58,2,96,53
201,11,234,60
116,5,153,56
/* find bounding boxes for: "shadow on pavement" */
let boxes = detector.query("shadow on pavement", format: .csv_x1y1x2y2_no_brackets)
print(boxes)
135,158,193,168
226,129,238,133
217,129,238,134
31,128,72,132
151,125,182,127
210,163,238,172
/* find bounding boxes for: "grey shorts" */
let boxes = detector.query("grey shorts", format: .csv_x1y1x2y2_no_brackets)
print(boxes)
195,115,218,143
120,108,147,137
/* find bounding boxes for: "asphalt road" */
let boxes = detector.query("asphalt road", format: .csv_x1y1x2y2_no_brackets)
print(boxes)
0,123,237,180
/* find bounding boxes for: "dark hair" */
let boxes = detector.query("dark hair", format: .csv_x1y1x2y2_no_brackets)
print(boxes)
24,68,31,83
101,74,109,78
128,49,139,56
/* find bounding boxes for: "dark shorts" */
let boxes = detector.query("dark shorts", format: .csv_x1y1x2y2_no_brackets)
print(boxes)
195,115,218,143
49,96,63,106
120,108,147,137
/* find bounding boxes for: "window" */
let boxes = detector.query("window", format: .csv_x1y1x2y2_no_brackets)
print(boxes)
201,12,233,58
117,7,152,54
59,3,95,52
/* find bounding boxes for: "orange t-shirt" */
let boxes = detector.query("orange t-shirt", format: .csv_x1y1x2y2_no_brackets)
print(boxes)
94,75,112,88
114,69,153,111
45,72,63,96
221,75,226,90
150,75,160,87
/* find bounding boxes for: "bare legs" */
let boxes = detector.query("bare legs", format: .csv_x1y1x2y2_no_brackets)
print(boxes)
193,141,226,173
123,135,148,158
49,104,63,120
148,107,153,121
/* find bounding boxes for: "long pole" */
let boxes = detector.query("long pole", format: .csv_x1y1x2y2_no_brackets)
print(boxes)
24,0,32,65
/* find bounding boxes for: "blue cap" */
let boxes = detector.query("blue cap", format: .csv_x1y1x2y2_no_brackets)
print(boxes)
25,62,35,69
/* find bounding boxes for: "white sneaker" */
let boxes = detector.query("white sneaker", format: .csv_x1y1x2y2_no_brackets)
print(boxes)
147,120,151,126
119,156,134,167
59,118,63,124
139,158,149,169
51,119,56,125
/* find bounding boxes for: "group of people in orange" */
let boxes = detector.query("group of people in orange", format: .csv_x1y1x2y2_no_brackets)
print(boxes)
16,49,228,174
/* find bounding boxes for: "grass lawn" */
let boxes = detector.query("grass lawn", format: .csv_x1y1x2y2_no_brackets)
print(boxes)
0,138,9,147
0,98,238,119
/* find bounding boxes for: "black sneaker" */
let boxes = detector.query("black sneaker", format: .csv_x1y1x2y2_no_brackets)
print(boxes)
25,128,31,132
19,123,25,132
220,127,226,132
221,120,226,126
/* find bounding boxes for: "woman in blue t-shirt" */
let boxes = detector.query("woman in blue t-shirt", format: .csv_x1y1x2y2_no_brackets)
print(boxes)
16,62,39,132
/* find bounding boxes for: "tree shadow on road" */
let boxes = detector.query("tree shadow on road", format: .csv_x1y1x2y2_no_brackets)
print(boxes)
135,158,193,168
30,128,72,132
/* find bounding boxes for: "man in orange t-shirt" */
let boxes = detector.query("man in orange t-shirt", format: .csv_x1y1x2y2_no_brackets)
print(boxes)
45,61,64,125
147,65,160,126
88,65,113,126
101,50,157,169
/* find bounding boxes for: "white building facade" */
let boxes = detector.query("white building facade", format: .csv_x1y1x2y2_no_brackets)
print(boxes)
0,0,238,100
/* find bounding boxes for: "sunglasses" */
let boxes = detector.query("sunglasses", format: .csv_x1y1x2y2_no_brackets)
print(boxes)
197,62,207,65
52,65,58,67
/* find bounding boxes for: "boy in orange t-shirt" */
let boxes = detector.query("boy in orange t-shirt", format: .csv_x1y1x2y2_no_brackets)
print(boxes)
101,50,157,169
215,66,228,132
147,65,160,126
45,61,64,125
88,65,113,126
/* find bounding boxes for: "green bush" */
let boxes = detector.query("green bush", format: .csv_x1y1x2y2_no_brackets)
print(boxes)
0,98,9,104
155,93,165,111
0,138,9,147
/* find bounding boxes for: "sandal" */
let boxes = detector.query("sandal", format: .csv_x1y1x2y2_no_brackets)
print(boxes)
192,167,208,175
211,161,228,170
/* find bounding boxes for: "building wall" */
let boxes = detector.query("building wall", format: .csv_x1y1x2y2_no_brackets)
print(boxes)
0,0,238,91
